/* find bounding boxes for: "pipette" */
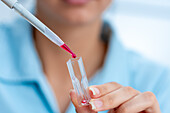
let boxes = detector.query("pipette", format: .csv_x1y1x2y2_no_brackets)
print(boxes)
0,0,76,58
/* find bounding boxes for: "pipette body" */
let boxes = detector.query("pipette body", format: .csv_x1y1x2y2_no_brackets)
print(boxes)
0,0,76,58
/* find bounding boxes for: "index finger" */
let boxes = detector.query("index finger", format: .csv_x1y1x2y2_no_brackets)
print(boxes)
89,82,122,98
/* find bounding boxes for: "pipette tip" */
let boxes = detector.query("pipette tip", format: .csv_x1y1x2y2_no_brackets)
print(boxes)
60,44,77,58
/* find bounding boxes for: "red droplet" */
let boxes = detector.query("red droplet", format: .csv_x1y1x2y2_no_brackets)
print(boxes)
72,53,76,58
81,99,88,104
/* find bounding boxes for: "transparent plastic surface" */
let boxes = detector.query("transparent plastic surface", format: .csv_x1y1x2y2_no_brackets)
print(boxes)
67,57,91,106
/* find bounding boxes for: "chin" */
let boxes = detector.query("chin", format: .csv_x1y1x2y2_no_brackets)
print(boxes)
37,0,110,26
56,10,101,26
63,16,96,25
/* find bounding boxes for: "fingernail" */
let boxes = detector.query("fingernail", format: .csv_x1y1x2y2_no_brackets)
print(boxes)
89,87,100,96
89,99,103,110
69,89,74,94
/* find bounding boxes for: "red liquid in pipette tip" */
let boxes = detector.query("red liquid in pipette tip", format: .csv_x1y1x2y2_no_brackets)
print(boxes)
60,44,76,58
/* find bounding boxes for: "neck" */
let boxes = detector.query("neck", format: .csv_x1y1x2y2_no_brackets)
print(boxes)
34,10,105,81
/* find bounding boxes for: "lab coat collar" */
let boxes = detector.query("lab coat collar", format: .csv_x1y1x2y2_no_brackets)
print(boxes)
0,18,44,83
88,26,130,86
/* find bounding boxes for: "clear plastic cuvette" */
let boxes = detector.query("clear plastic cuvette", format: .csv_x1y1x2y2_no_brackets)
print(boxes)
67,57,91,106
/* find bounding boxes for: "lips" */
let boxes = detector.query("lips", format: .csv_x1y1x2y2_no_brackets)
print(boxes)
64,0,91,5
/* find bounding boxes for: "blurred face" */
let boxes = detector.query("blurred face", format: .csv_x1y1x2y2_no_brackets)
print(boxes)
37,0,112,25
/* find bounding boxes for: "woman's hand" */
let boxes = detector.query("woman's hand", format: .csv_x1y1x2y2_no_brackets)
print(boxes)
70,82,161,113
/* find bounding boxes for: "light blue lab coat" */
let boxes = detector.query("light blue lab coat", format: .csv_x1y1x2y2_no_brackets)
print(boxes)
0,18,170,113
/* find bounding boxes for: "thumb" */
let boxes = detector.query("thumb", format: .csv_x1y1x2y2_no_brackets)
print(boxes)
69,89,97,113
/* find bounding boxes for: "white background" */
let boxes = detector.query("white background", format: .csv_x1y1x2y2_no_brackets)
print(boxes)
107,0,170,68
0,0,170,67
